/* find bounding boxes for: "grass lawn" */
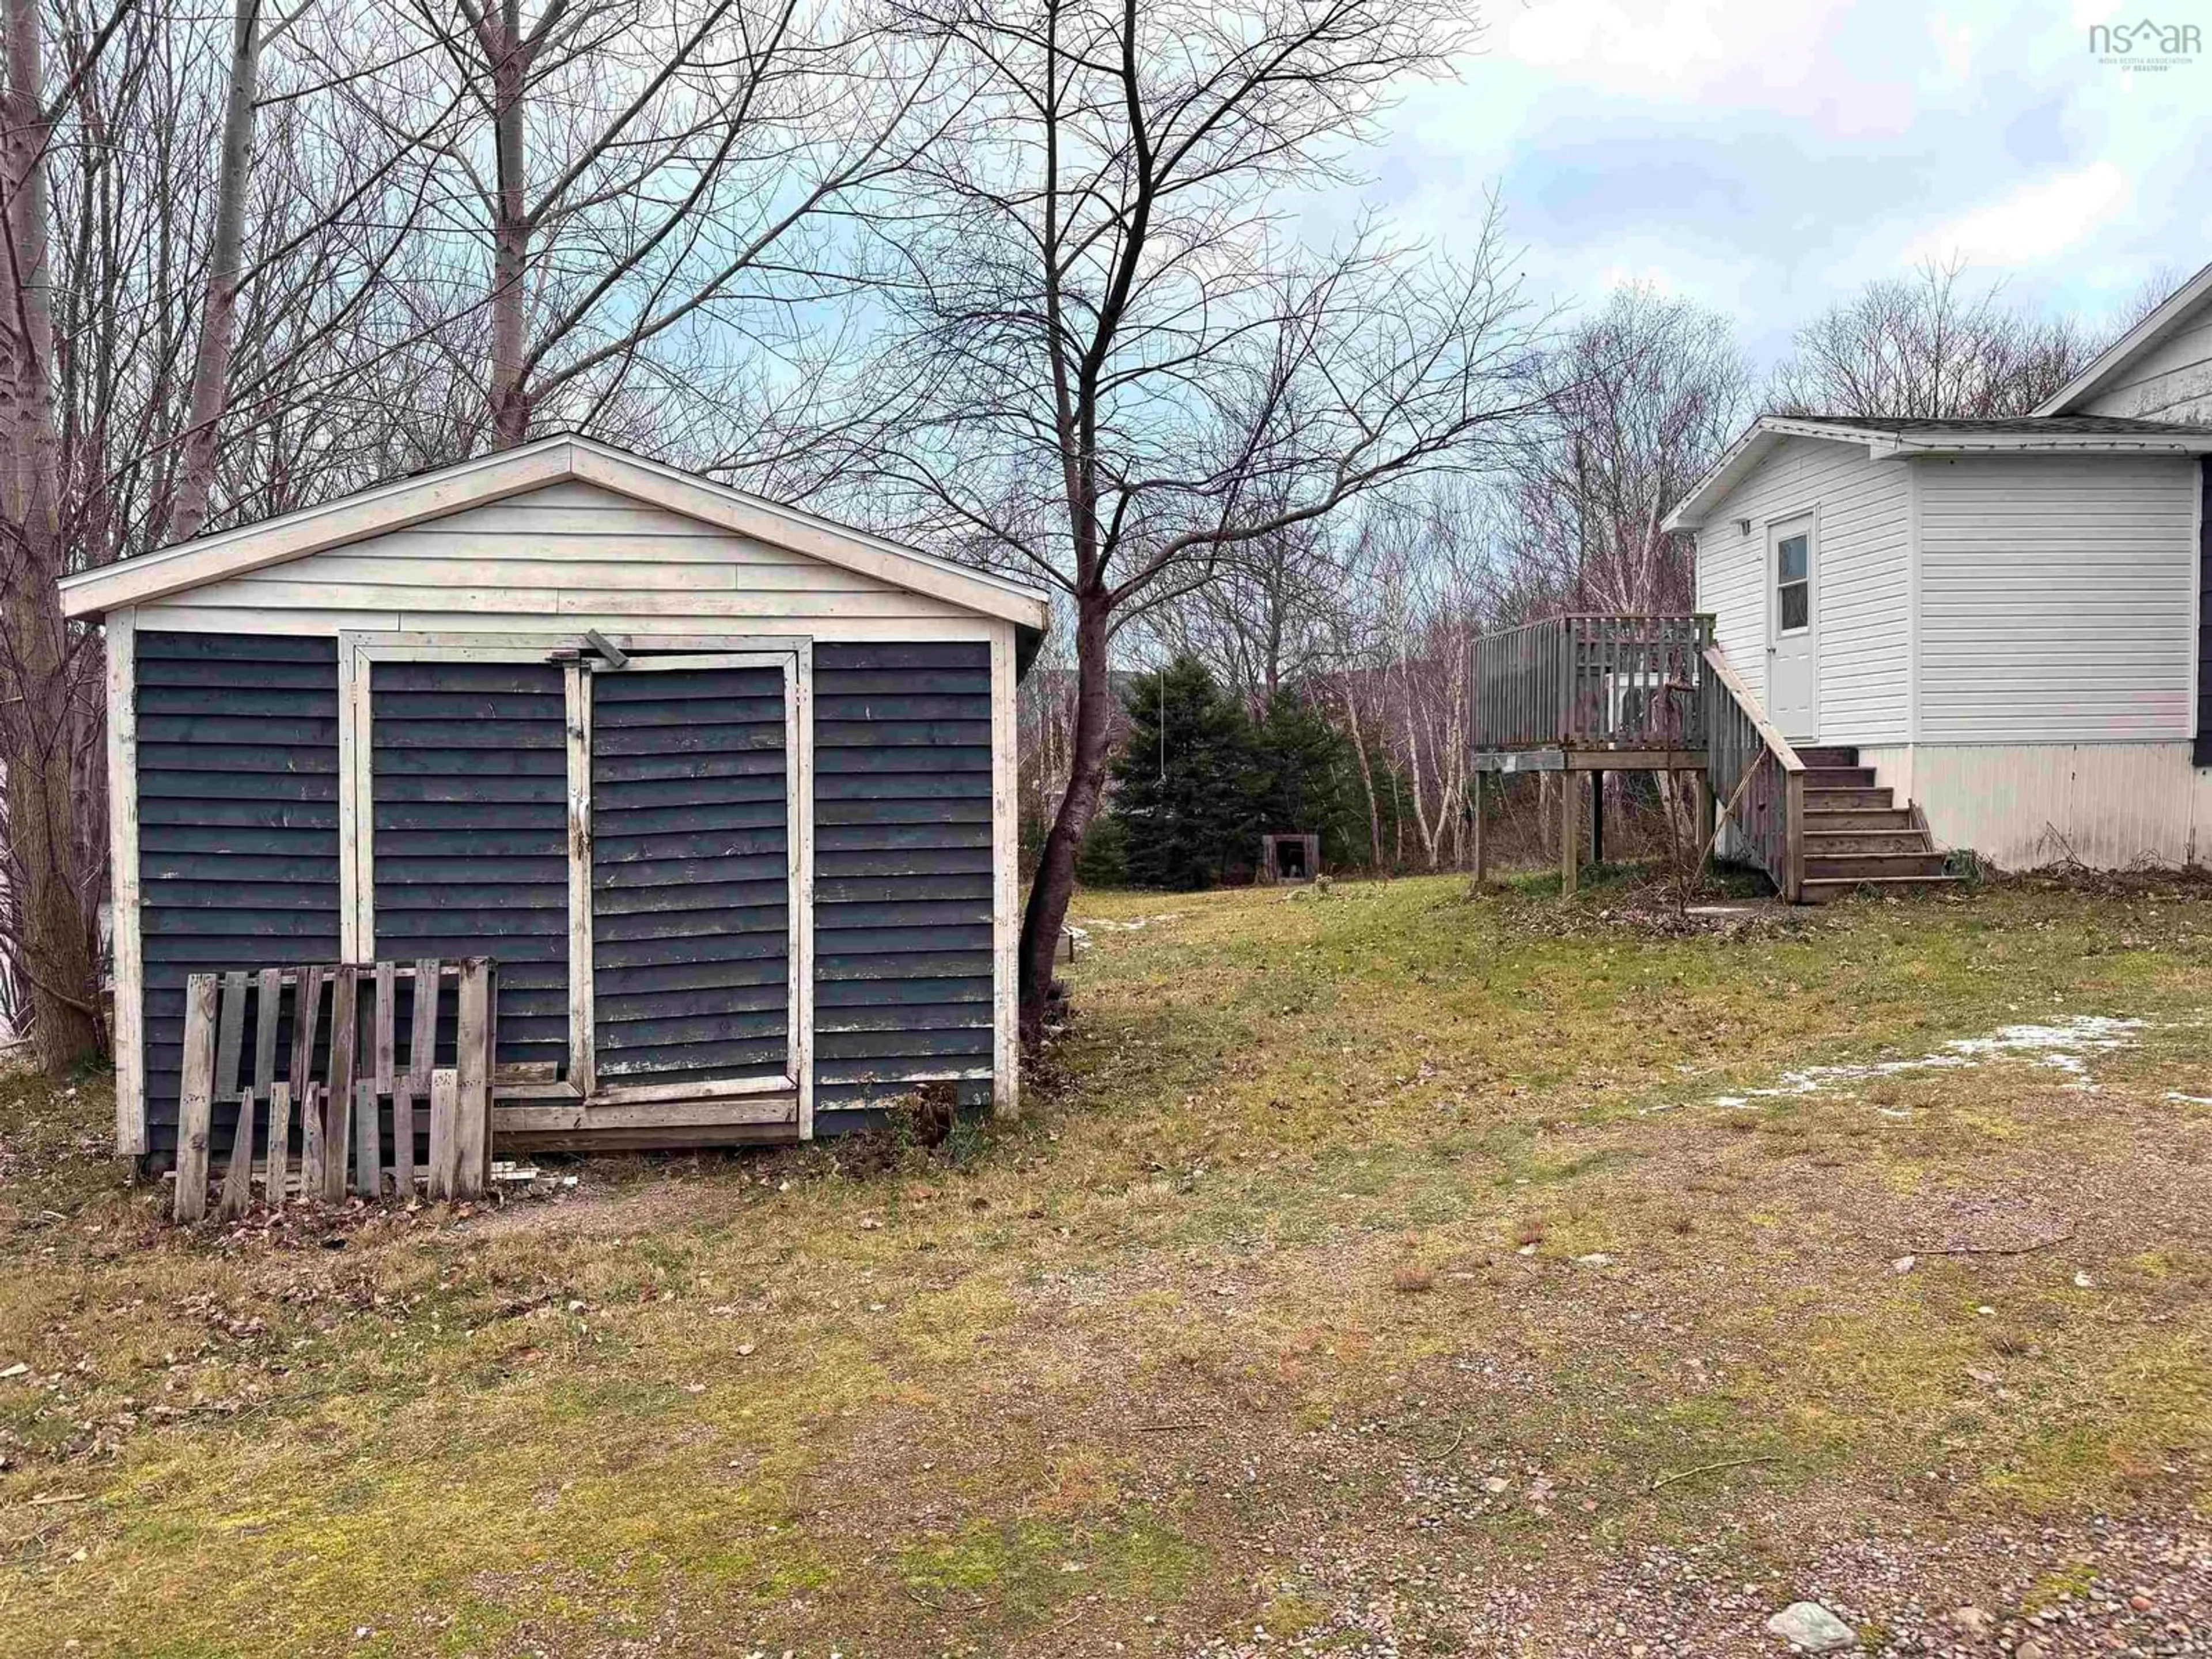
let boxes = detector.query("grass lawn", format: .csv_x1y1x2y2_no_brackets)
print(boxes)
2,871,2210,1657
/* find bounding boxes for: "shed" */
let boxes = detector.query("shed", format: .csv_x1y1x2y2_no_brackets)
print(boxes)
62,436,1050,1162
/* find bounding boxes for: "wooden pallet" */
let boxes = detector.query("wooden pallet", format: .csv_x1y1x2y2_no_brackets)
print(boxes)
173,958,498,1223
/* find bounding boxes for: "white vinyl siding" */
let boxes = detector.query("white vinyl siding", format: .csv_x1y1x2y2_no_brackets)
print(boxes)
137,480,975,637
1696,515,1766,705
1915,454,2196,743
1693,435,1910,741
2072,294,2212,423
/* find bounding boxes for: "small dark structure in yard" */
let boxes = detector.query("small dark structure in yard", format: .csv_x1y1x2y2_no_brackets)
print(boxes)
63,437,1049,1161
1258,832,1320,884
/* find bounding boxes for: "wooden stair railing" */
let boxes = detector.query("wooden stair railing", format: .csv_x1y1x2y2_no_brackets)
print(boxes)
1701,646,1805,900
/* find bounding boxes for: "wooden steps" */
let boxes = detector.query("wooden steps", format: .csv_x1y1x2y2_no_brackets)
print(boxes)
1800,873,1961,900
1794,747,1956,903
1804,829,1931,856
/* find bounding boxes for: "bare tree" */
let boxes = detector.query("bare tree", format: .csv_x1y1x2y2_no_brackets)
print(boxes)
1500,283,1749,616
1320,486,1486,873
0,1,453,1067
862,0,1545,1041
0,0,100,1068
359,0,957,455
162,1,270,546
1139,513,1335,713
1768,259,2100,419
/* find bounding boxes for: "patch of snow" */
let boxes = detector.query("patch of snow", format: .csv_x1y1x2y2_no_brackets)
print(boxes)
1077,911,1185,936
1703,1016,2141,1110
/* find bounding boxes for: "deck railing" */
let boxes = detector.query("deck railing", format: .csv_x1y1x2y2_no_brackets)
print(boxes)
1470,613,1714,751
1702,645,1805,900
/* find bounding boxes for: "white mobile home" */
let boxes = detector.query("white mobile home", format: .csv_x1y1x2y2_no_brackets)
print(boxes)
1663,266,2212,872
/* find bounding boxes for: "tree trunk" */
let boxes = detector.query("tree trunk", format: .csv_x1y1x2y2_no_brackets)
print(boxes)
1016,592,1109,1048
163,0,263,546
1338,679,1382,870
483,0,531,448
0,0,100,1071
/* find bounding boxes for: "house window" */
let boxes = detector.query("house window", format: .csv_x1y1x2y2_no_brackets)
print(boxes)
1777,533,1810,632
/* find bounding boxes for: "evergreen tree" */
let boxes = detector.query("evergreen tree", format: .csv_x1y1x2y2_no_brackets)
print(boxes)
1109,658,1262,889
1073,813,1129,887
1251,691,1367,869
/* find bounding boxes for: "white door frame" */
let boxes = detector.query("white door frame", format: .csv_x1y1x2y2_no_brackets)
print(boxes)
1766,512,1819,740
337,631,815,1137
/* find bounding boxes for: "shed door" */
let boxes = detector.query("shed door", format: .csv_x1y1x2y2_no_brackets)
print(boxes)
369,659,574,1084
589,657,796,1097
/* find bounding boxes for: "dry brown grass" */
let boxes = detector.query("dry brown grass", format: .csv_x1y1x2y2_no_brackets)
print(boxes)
2,873,2210,1656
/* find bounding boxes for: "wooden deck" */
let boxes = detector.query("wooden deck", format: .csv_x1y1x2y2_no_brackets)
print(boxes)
1471,613,1712,758
1467,613,1816,900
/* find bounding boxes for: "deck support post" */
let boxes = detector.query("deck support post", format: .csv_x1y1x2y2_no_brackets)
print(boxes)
1694,770,1715,861
1470,774,1487,888
1590,770,1604,866
1559,772,1578,898
1785,767,1806,902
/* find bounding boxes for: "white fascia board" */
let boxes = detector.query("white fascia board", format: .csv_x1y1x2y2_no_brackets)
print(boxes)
60,435,1052,633
2033,257,2212,416
1862,431,2212,457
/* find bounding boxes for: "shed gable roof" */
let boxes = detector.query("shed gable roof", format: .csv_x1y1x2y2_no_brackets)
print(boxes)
59,435,1051,631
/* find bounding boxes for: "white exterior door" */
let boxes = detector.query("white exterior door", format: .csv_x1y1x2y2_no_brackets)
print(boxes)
1767,516,1817,740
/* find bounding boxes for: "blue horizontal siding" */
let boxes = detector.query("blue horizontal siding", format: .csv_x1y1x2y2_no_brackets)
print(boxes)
593,663,790,1089
371,661,570,1080
810,642,995,1114
137,632,341,1159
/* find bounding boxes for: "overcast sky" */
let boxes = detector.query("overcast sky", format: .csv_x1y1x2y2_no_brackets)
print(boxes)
1344,0,2209,365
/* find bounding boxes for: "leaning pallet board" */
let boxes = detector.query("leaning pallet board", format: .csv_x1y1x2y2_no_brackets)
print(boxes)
171,959,497,1222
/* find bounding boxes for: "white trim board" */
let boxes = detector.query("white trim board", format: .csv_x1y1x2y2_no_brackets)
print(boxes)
59,435,1051,633
105,611,145,1156
125,610,1006,644
990,621,1019,1119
